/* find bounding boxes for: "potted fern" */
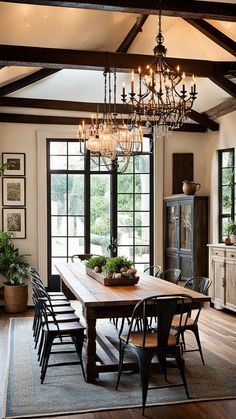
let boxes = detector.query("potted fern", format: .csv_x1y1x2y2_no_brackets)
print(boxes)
0,230,29,313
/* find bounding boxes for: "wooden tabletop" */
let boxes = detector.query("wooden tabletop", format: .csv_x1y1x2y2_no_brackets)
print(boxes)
55,263,211,307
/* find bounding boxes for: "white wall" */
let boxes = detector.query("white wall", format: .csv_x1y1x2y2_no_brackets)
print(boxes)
163,131,211,197
0,123,76,302
0,123,37,301
0,123,38,267
0,113,235,296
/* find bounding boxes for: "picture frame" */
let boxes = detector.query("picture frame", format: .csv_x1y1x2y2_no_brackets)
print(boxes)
2,177,26,206
2,153,25,176
2,208,26,239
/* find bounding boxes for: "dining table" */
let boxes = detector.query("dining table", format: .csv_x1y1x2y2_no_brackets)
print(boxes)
55,262,211,383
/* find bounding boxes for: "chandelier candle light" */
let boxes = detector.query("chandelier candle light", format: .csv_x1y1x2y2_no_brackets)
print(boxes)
121,2,197,139
77,69,143,173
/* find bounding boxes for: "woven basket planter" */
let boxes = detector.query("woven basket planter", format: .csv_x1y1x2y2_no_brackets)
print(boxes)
4,283,28,313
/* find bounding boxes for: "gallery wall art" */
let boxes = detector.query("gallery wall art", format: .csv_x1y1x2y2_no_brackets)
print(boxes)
2,153,25,176
1,153,26,238
2,208,26,238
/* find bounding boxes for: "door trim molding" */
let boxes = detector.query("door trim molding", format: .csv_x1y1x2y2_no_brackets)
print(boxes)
36,128,76,285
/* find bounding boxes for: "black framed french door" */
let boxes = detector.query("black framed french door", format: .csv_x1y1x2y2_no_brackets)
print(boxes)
47,138,153,290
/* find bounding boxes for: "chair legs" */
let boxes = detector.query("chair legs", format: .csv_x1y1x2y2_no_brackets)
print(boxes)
192,326,205,365
137,351,152,416
40,332,54,383
116,345,152,416
40,331,85,384
182,326,205,365
116,343,125,390
72,335,86,380
174,348,190,399
116,345,190,416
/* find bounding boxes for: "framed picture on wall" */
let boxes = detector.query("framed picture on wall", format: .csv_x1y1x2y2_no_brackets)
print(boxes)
2,153,25,176
2,177,26,206
2,208,26,238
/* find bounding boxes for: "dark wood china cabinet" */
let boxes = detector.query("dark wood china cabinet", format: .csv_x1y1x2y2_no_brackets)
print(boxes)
164,195,208,281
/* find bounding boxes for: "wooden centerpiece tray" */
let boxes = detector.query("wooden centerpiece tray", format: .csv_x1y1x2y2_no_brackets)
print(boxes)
85,267,139,286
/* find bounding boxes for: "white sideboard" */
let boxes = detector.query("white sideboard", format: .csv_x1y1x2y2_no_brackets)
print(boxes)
208,244,236,312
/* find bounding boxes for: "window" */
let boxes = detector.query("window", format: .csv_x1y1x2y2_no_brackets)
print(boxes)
218,148,235,242
47,138,153,287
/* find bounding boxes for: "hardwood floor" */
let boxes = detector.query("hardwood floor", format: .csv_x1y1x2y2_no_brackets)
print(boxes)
0,306,235,419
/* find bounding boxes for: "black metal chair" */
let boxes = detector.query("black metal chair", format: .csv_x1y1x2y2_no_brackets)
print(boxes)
184,276,212,295
160,269,181,284
116,294,191,416
113,265,162,329
37,290,86,384
144,265,162,277
171,277,212,365
30,268,77,352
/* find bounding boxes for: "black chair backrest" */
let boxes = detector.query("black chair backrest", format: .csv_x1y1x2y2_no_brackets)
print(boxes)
30,268,47,293
160,269,181,284
71,254,100,262
126,294,191,349
144,265,162,278
30,269,60,333
184,277,212,295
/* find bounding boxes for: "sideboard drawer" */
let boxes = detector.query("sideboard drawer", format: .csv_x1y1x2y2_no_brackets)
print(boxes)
226,250,236,259
211,248,224,257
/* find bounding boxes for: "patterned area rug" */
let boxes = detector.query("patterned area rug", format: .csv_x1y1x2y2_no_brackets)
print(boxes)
2,317,236,418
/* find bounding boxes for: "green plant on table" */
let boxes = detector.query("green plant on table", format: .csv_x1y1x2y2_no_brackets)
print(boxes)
85,255,108,272
102,256,134,277
0,231,29,285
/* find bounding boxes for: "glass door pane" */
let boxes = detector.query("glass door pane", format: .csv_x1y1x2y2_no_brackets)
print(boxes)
90,174,110,256
117,154,151,272
167,204,178,249
50,173,85,273
180,204,192,250
48,138,153,284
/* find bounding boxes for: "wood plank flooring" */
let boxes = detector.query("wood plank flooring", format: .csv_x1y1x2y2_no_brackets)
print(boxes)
0,306,235,419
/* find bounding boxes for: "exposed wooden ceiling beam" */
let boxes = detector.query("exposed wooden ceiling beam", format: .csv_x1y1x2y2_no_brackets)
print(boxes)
175,123,207,133
184,19,236,57
0,97,218,131
0,45,235,77
206,98,236,119
189,109,219,131
0,112,207,132
0,69,60,97
0,13,145,97
210,75,236,97
0,97,130,113
117,15,148,53
3,1,236,22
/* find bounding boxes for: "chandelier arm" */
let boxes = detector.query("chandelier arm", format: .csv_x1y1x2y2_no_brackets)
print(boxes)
104,69,107,120
108,69,111,118
113,69,117,117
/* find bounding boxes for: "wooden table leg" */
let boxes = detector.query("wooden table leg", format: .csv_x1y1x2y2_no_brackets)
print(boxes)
84,308,97,383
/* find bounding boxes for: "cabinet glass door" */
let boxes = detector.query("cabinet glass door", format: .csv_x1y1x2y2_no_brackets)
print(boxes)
167,204,178,249
180,203,192,250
